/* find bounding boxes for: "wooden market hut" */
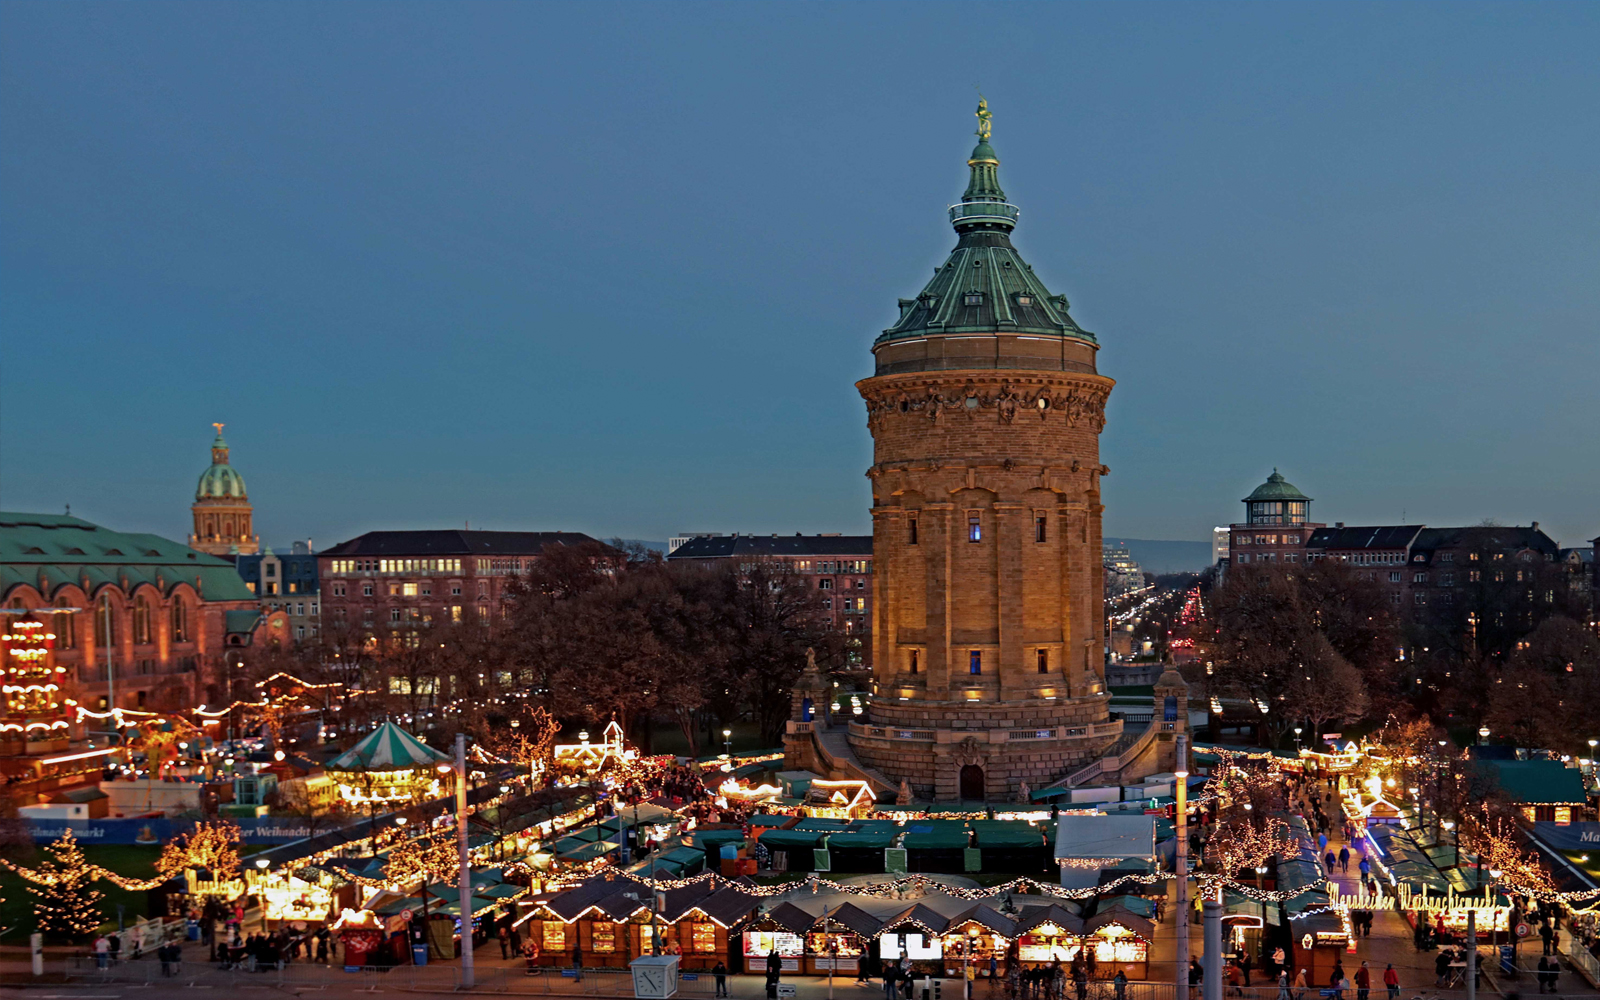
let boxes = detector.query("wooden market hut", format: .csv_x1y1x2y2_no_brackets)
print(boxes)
1013,903,1086,967
656,881,762,970
1082,904,1154,980
940,903,1017,978
743,901,814,973
877,903,952,968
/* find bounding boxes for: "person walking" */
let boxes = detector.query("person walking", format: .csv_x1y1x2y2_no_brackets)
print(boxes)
1325,851,1338,872
1358,856,1371,880
1382,964,1398,1000
1276,969,1291,1000
1113,970,1128,1000
572,942,584,982
713,960,729,998
1355,961,1370,1000
1540,921,1554,956
1293,967,1308,1000
1190,957,1203,1000
1241,951,1253,987
1329,961,1345,1000
1338,846,1350,874
94,934,110,969
1318,832,1328,854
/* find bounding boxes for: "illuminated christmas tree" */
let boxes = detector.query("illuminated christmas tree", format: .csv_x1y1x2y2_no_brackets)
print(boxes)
29,829,104,941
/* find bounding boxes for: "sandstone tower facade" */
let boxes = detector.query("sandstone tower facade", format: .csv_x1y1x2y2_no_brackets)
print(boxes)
845,105,1121,801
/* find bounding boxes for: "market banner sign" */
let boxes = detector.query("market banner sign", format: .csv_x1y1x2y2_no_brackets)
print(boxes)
1529,821,1600,851
26,816,326,845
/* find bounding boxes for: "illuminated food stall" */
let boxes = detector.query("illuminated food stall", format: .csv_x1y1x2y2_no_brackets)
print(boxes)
939,905,1016,979
656,883,762,971
743,903,810,974
1014,903,1086,966
1288,908,1353,986
877,904,951,971
1082,906,1153,980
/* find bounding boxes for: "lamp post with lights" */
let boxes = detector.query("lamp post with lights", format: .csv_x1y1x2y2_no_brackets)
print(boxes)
723,728,732,757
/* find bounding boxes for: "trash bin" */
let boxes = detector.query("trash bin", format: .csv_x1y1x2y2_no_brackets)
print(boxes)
413,945,429,966
188,921,202,941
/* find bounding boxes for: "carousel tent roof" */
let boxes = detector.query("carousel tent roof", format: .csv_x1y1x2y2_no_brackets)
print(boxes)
327,722,451,772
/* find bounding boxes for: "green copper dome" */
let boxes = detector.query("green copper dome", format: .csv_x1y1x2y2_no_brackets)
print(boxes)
877,104,1095,346
195,428,247,500
1243,469,1311,503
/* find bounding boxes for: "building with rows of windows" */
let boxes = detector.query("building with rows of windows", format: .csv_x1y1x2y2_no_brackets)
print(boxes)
665,533,873,664
0,511,265,715
1226,469,1325,568
316,529,602,644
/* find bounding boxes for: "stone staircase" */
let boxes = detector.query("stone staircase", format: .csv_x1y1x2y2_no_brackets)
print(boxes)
810,724,898,796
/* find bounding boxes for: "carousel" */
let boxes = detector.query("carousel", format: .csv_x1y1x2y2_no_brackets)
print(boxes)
325,721,453,807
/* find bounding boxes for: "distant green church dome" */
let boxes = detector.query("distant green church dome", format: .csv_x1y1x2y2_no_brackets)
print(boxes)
1243,469,1310,503
195,428,247,500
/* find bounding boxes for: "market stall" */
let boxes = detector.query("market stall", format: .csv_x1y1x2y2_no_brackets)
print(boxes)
1082,907,1153,980
757,828,824,873
939,905,1015,980
743,903,810,973
825,826,896,874
657,883,762,971
970,820,1050,875
902,821,971,874
1013,903,1086,967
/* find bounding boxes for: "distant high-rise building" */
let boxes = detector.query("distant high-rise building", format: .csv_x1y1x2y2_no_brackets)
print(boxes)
1212,527,1230,566
189,424,258,556
1103,543,1144,597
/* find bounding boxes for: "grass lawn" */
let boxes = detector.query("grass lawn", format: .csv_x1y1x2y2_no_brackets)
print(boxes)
0,844,163,941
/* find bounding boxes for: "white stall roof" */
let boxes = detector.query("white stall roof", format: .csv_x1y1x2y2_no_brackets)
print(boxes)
1053,815,1157,862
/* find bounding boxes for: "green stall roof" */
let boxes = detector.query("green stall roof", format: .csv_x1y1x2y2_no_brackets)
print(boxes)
759,829,823,850
829,831,896,850
902,823,971,850
970,821,1045,848
794,819,850,832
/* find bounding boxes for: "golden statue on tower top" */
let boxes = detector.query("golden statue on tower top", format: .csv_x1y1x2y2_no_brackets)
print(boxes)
975,96,992,141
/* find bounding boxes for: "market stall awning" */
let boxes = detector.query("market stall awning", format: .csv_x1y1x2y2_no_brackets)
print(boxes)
1014,903,1085,935
1084,907,1155,939
947,903,1018,939
559,840,620,863
794,818,850,832
830,901,886,939
768,901,820,934
879,903,952,937
327,722,451,772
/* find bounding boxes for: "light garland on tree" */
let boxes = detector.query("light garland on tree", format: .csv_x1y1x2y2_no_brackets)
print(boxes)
27,829,105,941
156,819,243,884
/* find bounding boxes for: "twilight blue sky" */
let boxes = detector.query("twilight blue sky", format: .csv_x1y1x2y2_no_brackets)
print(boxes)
3,2,1598,550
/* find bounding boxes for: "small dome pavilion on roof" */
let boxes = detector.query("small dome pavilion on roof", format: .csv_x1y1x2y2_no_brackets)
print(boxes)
1243,469,1311,526
195,426,247,500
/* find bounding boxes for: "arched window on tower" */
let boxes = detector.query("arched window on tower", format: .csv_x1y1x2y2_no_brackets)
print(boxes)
56,608,76,649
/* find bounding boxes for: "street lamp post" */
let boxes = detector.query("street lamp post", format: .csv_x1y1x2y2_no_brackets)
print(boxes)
1477,726,1490,747
723,728,732,757
1294,727,1303,753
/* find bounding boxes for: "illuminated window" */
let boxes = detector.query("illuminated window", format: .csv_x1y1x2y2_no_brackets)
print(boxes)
402,582,419,597
1035,515,1047,543
969,650,982,675
1037,649,1048,674
969,514,982,542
